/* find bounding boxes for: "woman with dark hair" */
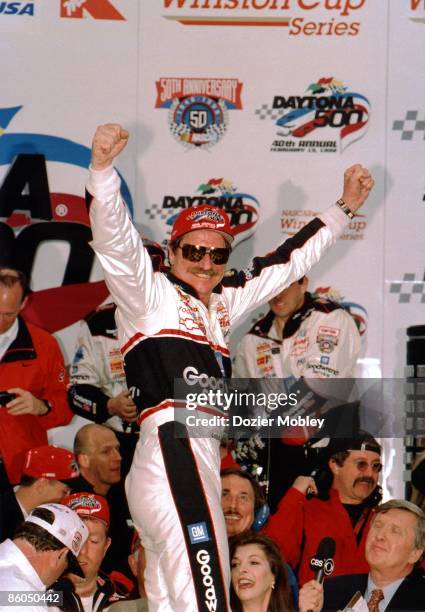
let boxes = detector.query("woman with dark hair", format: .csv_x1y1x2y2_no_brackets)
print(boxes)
230,532,295,612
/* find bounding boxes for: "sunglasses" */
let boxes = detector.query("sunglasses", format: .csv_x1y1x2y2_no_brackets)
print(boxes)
352,459,382,473
178,244,231,265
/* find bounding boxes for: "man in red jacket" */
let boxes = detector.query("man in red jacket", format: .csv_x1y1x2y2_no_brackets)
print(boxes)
0,268,73,486
264,432,382,585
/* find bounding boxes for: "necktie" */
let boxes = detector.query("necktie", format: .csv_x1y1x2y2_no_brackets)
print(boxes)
367,588,384,612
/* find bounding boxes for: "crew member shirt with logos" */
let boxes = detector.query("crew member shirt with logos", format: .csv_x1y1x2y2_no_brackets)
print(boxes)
233,294,361,380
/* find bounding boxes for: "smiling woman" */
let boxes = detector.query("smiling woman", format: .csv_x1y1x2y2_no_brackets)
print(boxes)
230,533,295,612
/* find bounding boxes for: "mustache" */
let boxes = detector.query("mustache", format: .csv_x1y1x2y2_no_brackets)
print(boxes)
188,268,216,277
354,477,375,486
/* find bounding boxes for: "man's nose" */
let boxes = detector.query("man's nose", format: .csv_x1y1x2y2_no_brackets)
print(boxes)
374,528,386,541
362,464,375,477
198,253,213,269
227,495,237,510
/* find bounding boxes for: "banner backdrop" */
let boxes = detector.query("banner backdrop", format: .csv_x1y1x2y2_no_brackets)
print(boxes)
0,1,423,496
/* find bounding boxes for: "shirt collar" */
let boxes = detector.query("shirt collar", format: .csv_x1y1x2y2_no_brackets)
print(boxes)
0,317,19,359
366,574,404,611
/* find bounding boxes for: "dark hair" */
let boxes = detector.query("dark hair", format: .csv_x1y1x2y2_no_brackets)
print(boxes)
330,450,350,467
169,237,182,254
229,532,294,612
19,475,38,488
14,508,64,552
0,268,30,300
221,467,266,513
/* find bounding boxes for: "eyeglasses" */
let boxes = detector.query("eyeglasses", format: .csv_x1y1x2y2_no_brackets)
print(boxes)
178,244,231,265
352,459,382,473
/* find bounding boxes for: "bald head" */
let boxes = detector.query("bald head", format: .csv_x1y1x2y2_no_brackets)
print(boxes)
74,425,121,495
74,424,114,456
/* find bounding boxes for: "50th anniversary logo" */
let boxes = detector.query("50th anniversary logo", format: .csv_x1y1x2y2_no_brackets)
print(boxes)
155,77,243,150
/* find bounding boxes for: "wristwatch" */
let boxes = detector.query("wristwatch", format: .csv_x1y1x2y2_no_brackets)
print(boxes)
336,198,355,219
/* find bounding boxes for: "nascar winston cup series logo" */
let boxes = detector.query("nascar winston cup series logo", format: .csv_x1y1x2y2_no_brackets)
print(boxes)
145,177,260,247
155,77,243,150
256,76,370,153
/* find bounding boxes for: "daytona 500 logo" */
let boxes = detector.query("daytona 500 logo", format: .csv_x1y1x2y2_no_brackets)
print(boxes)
256,76,370,153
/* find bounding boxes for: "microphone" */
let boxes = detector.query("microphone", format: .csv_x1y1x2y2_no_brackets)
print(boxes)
306,467,320,500
309,536,336,584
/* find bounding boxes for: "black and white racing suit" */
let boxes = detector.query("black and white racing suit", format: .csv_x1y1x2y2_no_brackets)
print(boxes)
86,165,350,612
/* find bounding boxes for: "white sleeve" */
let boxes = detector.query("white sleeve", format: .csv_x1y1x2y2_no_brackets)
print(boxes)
87,166,163,322
222,205,350,326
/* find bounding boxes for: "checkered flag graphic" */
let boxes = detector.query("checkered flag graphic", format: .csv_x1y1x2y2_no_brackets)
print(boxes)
144,203,169,221
254,104,286,121
390,270,425,303
392,111,425,140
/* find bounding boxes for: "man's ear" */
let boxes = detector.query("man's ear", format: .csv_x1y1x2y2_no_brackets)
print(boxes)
408,547,423,566
34,477,49,494
168,245,175,266
103,537,111,558
57,547,69,564
19,295,28,312
78,453,90,470
328,458,339,477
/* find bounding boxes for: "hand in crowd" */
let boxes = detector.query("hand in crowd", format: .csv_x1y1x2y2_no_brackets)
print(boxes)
6,388,49,416
341,164,374,212
107,391,138,422
292,475,318,497
91,124,129,171
298,580,324,612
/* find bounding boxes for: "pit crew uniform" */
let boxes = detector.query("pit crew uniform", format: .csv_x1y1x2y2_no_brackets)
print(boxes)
51,572,131,612
86,165,352,612
0,317,72,485
233,292,361,380
232,294,361,511
68,302,139,475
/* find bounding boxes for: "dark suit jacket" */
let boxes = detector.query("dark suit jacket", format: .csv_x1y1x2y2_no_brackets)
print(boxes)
0,488,24,542
323,567,425,611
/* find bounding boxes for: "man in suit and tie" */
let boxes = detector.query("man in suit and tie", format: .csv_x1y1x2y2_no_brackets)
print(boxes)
298,498,425,611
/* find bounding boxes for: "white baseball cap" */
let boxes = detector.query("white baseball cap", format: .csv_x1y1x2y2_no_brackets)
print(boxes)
26,503,89,577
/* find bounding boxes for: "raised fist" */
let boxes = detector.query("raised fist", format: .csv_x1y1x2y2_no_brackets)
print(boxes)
91,123,129,170
341,164,374,212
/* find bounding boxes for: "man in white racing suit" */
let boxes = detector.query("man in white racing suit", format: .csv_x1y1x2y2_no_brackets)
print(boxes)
232,277,362,510
233,276,361,381
86,123,374,612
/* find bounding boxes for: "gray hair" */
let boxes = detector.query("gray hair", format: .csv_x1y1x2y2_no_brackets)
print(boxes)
374,499,425,554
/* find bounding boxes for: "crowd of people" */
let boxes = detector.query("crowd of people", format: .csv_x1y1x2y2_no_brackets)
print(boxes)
0,123,424,611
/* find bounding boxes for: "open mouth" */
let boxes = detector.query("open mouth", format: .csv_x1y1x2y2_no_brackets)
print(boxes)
238,578,254,590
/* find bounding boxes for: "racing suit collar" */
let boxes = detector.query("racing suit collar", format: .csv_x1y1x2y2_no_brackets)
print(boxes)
248,293,315,341
166,271,223,301
0,316,37,363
